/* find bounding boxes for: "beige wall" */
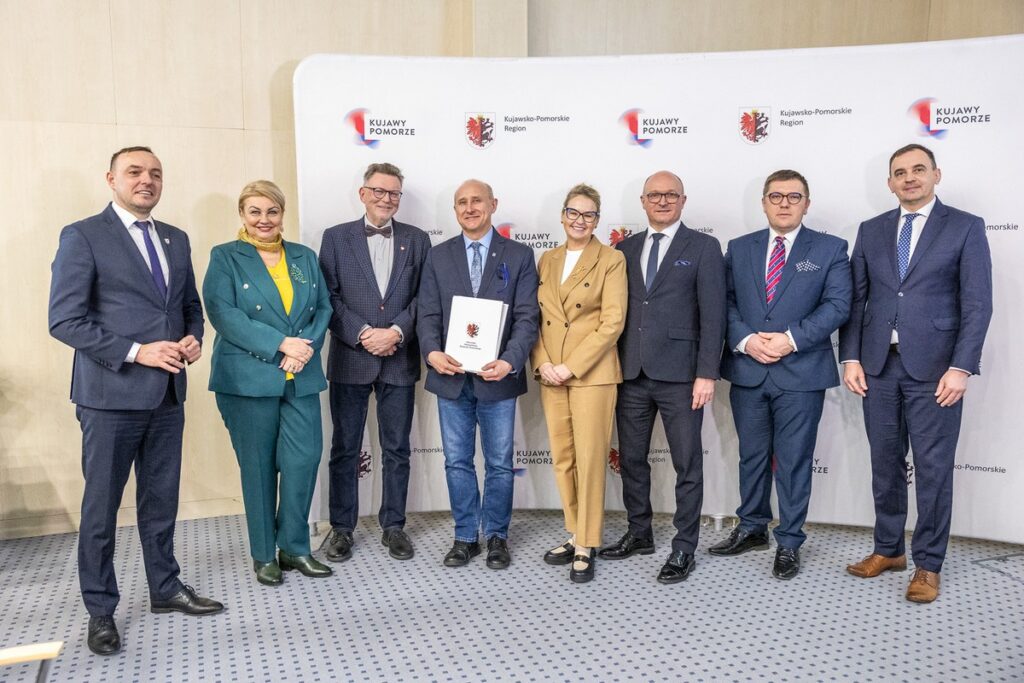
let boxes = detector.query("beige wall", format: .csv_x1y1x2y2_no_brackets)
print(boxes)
1,0,1021,539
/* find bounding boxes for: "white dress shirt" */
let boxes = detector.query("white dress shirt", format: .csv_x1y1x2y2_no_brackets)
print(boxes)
736,225,801,354
111,202,170,363
639,220,680,285
891,196,936,344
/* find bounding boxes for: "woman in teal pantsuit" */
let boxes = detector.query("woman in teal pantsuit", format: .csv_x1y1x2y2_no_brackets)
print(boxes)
204,180,333,585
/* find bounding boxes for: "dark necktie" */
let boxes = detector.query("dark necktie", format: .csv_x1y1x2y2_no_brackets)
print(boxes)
765,236,786,304
365,224,393,238
897,213,919,281
470,242,483,295
136,221,168,300
645,233,665,292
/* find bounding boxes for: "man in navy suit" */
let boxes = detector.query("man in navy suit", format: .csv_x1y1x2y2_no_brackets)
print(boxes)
840,144,992,603
416,179,539,569
318,162,431,563
48,147,223,657
712,169,851,579
598,170,726,584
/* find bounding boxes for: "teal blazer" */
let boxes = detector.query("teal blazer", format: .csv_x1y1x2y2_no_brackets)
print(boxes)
204,240,331,397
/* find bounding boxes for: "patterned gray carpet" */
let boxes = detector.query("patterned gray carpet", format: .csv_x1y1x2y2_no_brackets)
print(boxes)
1,510,1022,682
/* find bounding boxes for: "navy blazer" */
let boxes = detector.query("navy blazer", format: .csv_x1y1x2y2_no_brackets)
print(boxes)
203,240,331,398
319,218,431,386
48,203,204,410
616,224,727,382
720,226,851,391
416,229,539,401
838,198,993,381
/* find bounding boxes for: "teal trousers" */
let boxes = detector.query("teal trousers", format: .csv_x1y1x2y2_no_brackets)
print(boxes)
215,382,322,562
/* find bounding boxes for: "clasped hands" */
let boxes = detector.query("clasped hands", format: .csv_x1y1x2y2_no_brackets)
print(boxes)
135,335,201,373
278,336,314,374
427,351,512,382
360,327,400,357
745,332,794,365
538,362,573,386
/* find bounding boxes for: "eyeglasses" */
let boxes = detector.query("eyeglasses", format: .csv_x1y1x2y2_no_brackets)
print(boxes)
765,192,805,205
643,192,682,204
564,207,599,224
363,186,403,201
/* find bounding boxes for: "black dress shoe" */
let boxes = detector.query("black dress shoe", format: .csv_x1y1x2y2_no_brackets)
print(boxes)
443,540,481,567
657,550,696,584
543,541,575,566
321,528,354,563
382,528,415,560
569,549,596,584
598,530,655,560
773,547,801,580
279,550,333,577
87,616,121,656
486,536,511,569
150,585,224,615
708,527,770,556
253,559,283,586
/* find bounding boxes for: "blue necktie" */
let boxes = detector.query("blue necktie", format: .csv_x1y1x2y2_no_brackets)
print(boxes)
645,233,664,292
470,242,483,295
136,220,168,300
897,213,919,282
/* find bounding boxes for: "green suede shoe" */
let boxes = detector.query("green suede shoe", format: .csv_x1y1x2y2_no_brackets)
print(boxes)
253,559,283,586
278,550,333,577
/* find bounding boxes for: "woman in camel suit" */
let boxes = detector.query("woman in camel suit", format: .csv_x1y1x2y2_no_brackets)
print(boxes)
531,183,627,583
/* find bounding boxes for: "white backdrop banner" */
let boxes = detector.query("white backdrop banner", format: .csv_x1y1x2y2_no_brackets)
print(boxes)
295,36,1024,544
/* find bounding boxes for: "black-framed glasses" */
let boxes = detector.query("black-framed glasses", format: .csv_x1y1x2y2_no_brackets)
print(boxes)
363,186,403,201
564,207,599,224
644,192,682,204
766,192,805,205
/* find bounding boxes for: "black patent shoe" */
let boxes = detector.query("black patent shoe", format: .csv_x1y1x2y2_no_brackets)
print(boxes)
598,530,655,559
254,559,283,586
87,616,121,656
150,585,224,615
279,550,333,577
569,549,596,584
543,541,575,565
772,547,801,580
708,527,770,556
657,550,696,584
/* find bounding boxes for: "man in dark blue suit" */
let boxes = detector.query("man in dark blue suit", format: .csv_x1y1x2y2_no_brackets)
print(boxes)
48,147,223,657
599,170,726,585
318,162,431,563
416,179,539,569
840,144,992,603
713,169,851,579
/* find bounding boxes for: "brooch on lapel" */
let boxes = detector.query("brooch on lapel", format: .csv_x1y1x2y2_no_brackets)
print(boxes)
497,262,510,293
794,260,820,273
290,263,308,284
674,259,691,267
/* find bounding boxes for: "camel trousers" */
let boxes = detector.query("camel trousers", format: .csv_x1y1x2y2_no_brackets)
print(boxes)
539,383,617,548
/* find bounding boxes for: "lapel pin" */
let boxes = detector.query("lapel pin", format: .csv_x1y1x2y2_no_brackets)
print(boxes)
400,245,406,250
164,238,170,244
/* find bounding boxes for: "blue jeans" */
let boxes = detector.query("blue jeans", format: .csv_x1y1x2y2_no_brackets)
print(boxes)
437,380,516,542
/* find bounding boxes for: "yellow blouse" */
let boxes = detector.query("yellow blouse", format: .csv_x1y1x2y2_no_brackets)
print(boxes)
267,253,295,379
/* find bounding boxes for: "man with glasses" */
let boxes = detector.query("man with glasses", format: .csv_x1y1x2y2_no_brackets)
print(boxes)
599,170,726,584
319,162,431,563
713,169,851,579
839,144,992,603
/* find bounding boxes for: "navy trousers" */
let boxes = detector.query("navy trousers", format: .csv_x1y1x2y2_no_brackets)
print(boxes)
328,380,415,533
729,376,825,550
863,349,961,573
76,383,183,617
615,373,704,554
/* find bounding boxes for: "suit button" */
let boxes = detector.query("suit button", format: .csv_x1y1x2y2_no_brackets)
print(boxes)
256,304,262,311
298,328,303,333
313,283,317,288
643,301,648,305
564,323,569,328
584,283,590,287
898,292,904,297
575,303,581,309
539,302,543,306
546,321,550,326
243,283,249,289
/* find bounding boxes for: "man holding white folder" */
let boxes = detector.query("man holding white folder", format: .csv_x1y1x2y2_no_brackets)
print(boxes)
417,179,539,570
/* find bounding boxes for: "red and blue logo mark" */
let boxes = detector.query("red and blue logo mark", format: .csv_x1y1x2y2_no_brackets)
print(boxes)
620,109,651,147
346,108,379,148
495,223,513,238
908,98,947,139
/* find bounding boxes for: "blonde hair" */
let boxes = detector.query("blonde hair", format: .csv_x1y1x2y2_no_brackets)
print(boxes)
238,180,286,213
563,183,601,213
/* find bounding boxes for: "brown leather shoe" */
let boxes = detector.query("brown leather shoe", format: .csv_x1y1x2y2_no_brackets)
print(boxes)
846,553,907,578
906,568,940,603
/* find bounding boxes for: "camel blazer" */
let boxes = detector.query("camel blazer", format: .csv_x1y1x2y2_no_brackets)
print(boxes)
531,238,627,386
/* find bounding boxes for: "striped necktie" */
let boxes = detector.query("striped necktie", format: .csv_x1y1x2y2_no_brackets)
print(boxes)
765,235,785,304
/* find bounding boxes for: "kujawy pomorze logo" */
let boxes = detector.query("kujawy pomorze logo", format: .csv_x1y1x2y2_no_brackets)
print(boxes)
466,323,480,338
465,113,495,149
739,107,770,144
345,108,416,147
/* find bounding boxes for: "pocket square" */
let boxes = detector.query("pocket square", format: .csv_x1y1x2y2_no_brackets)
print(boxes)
674,259,691,267
795,259,820,272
